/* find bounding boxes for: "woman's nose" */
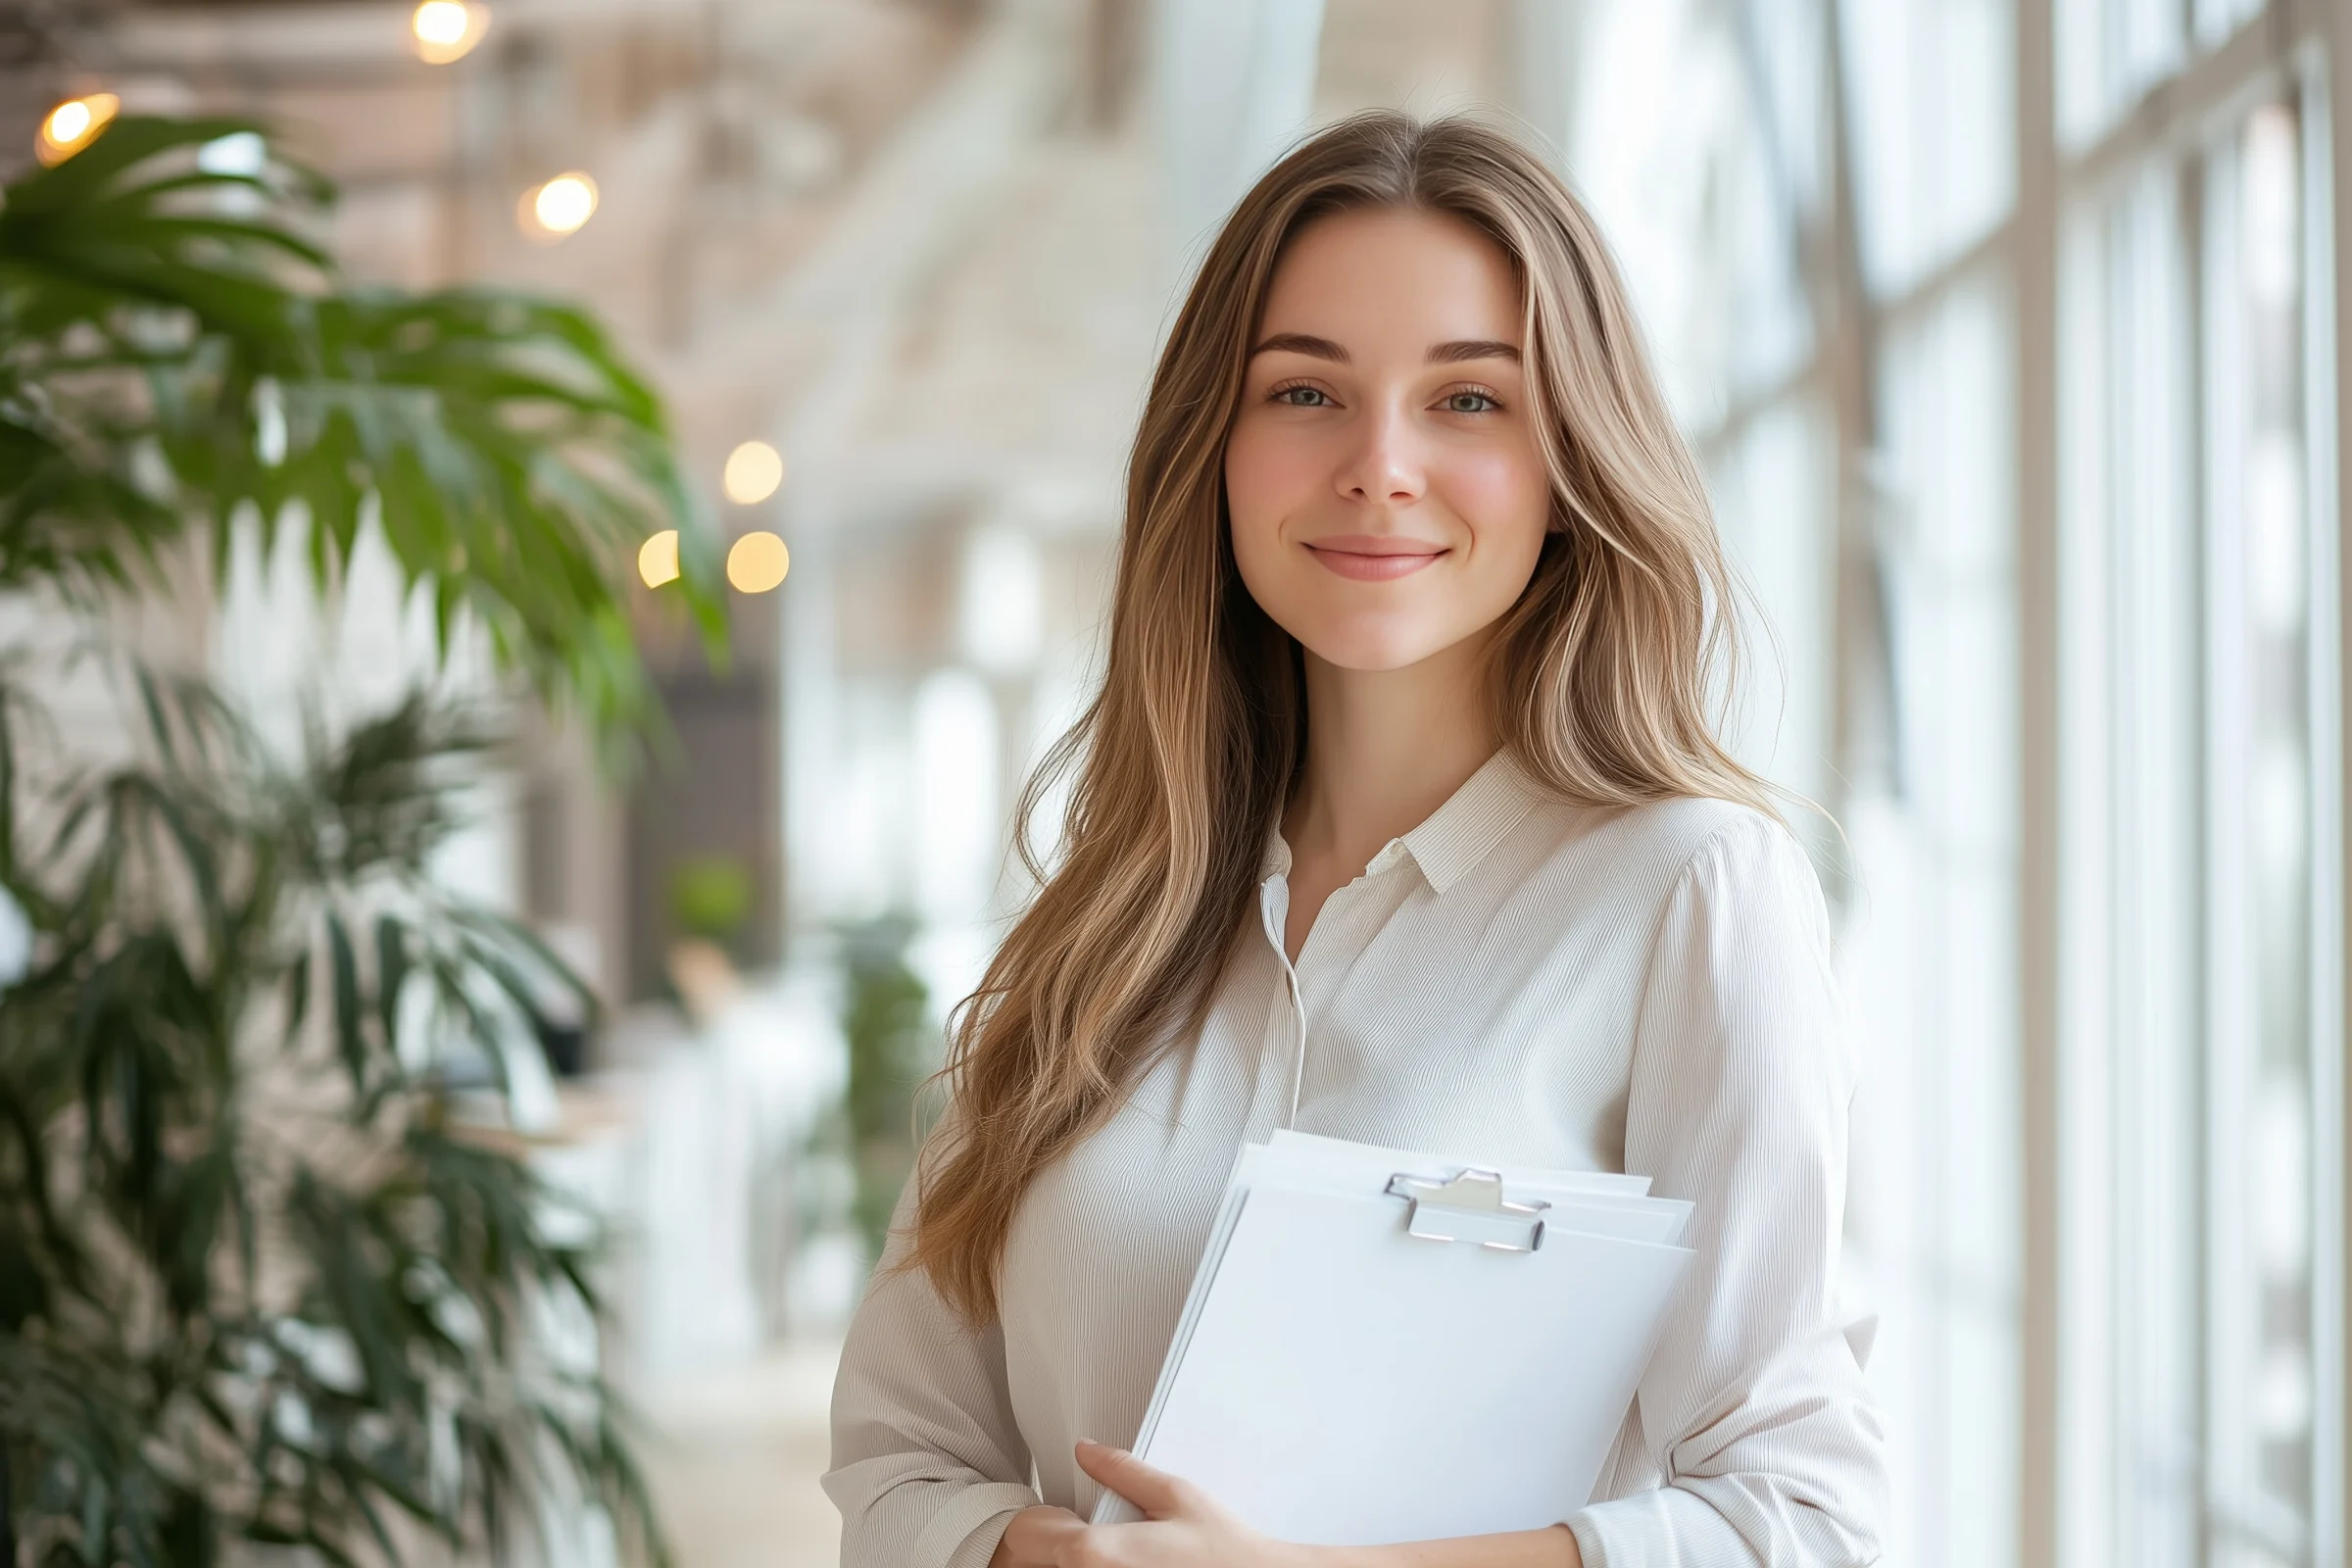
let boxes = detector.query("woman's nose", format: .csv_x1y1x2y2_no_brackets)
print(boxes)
1336,403,1426,506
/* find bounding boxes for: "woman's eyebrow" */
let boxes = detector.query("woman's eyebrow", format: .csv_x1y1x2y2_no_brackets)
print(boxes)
1250,332,1348,362
1427,339,1522,365
1246,333,1522,365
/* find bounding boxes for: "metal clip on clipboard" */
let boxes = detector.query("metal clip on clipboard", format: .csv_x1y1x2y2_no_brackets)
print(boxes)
1383,1168,1550,1252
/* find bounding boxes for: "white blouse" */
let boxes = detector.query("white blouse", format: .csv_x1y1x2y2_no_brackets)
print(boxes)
824,749,1887,1567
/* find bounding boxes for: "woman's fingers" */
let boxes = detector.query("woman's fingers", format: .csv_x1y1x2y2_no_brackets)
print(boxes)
1073,1440,1190,1519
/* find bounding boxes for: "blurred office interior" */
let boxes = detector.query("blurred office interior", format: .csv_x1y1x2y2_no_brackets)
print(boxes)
3,0,2349,1564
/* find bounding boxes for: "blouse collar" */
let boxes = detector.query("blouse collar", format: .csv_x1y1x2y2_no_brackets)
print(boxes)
1256,746,1547,896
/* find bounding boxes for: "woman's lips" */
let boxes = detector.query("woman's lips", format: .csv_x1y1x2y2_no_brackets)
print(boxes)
1302,536,1446,581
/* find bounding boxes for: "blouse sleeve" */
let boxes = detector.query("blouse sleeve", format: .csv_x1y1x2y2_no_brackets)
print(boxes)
822,1153,1040,1568
1563,811,1888,1568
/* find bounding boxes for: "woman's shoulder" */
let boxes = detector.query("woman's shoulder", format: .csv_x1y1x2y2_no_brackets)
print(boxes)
1523,787,1812,890
1489,787,1825,951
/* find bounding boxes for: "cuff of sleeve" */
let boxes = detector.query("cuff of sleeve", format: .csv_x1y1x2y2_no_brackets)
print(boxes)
1567,1485,1749,1568
924,1482,1040,1568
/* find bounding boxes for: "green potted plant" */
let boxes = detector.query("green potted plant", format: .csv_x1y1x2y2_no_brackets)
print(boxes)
833,914,934,1267
659,855,755,1029
0,115,726,1565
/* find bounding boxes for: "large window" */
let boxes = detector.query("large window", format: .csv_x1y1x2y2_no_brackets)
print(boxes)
1569,1,2345,1562
2061,81,2342,1564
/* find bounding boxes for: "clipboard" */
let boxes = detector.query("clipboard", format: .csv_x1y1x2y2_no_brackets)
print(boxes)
1091,1136,1695,1545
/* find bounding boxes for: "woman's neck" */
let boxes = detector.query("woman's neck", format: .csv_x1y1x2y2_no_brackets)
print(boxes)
1282,631,1501,876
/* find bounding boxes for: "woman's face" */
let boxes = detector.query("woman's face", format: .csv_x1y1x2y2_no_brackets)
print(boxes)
1224,207,1552,673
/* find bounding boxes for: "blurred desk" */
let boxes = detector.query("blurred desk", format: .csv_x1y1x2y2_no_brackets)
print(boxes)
593,969,849,1375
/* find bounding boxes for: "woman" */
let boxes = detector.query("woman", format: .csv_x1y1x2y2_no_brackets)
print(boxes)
823,111,1886,1568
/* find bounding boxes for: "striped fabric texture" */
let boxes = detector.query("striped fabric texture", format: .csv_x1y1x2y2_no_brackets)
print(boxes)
824,749,1888,1567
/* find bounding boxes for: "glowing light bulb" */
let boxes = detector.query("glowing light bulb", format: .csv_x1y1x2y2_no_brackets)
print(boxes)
721,441,784,505
638,529,680,588
726,532,790,593
412,1,489,64
36,93,118,166
520,172,598,239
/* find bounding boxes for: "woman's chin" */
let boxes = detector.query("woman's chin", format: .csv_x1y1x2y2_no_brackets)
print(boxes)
1291,623,1487,676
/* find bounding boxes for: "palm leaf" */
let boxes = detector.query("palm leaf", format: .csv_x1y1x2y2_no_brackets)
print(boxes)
0,117,728,746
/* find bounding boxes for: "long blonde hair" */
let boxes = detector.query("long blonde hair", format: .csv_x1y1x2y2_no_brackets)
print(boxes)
905,110,1776,1325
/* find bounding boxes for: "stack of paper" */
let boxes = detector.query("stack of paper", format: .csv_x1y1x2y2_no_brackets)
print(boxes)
1092,1131,1695,1545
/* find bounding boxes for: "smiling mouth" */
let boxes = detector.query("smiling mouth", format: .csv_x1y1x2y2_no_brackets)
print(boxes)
1302,538,1447,581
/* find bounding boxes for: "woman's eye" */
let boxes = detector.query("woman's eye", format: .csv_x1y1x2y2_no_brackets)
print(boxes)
1444,390,1500,415
1272,384,1331,408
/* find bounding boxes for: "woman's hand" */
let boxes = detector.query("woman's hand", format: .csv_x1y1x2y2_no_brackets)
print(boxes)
989,1442,1308,1568
988,1443,1584,1567
1077,1441,1311,1566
